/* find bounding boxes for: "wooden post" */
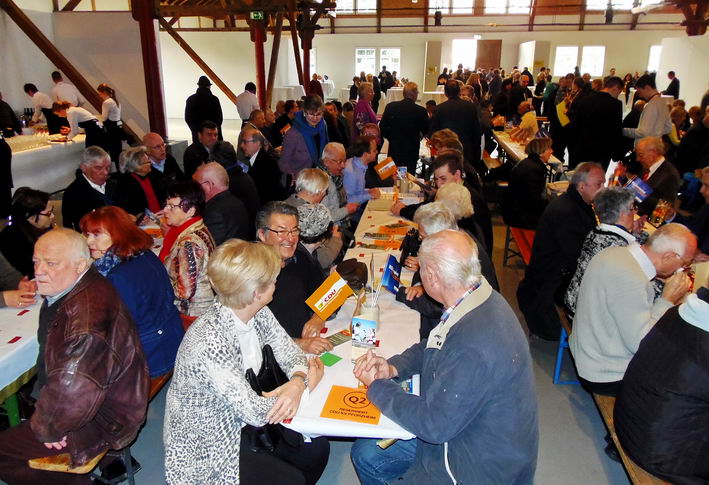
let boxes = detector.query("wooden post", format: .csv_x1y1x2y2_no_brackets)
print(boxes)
132,0,167,136
288,12,304,87
253,22,267,109
303,44,311,93
266,12,284,109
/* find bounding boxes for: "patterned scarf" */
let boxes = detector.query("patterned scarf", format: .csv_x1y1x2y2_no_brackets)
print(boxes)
159,216,201,263
93,250,122,277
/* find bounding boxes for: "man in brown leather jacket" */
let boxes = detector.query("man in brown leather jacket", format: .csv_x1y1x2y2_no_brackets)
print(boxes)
0,228,149,485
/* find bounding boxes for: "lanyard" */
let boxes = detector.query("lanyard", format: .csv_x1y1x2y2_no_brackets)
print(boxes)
438,282,482,326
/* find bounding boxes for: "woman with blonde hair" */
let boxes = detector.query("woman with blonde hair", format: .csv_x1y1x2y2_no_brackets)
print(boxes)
115,145,161,216
435,181,484,244
164,239,328,485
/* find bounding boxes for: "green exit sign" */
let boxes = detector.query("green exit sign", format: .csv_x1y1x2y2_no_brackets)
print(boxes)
249,11,264,20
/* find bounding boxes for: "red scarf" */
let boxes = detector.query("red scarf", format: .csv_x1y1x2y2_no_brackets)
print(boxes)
131,173,161,214
159,216,201,263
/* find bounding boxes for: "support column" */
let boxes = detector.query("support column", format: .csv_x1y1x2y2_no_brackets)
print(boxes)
252,21,267,109
133,1,167,136
303,44,311,93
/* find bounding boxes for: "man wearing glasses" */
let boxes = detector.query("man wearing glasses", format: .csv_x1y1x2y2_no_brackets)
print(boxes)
240,126,288,205
320,142,359,229
257,201,333,355
143,132,186,205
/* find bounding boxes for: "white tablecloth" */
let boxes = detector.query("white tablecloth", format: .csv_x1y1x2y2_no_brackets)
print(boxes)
11,135,86,195
385,88,404,105
285,204,421,440
420,91,447,105
0,302,40,395
320,80,336,99
493,131,563,173
340,87,353,104
272,86,306,105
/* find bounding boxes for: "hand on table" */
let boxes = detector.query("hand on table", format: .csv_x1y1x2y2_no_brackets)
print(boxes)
694,252,709,263
631,215,648,235
404,285,424,301
390,201,405,216
301,315,326,339
307,357,324,391
3,290,36,308
263,378,306,424
17,277,37,294
296,336,333,355
368,188,381,199
662,271,691,305
44,436,67,450
404,256,419,272
346,203,360,215
59,126,70,135
353,350,397,387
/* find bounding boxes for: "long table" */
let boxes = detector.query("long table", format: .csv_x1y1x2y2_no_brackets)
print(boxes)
11,135,86,195
285,203,421,440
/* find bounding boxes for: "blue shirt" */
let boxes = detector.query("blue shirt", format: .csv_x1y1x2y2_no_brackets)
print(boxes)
343,157,371,204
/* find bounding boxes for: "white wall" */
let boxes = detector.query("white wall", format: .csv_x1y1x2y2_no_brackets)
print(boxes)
657,35,709,107
52,11,150,137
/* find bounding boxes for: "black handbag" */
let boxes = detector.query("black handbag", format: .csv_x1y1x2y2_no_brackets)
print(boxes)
399,228,421,267
241,345,289,453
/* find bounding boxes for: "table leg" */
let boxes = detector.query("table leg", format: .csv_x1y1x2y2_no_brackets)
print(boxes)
3,394,21,427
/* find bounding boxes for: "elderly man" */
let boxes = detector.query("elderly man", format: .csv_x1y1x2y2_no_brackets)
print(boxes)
240,126,287,204
508,73,533,119
351,230,538,484
430,80,483,170
193,162,250,244
182,120,221,178
0,229,148,485
623,74,672,145
635,136,681,216
320,142,359,228
143,132,186,205
256,202,333,355
379,82,429,174
517,162,605,340
62,146,118,231
570,223,696,396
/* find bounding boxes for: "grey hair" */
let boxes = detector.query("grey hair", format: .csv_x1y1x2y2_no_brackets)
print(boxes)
322,142,345,161
80,146,109,168
255,201,299,232
119,146,148,174
593,187,635,224
413,202,458,235
570,161,602,185
403,82,418,100
638,136,665,155
240,127,266,147
358,82,373,98
646,223,695,257
419,229,482,288
45,227,91,262
296,168,329,195
435,182,474,219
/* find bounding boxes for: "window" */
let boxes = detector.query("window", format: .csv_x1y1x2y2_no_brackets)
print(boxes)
380,48,401,75
357,0,377,13
553,46,579,76
452,39,478,70
647,45,662,72
336,0,376,13
429,0,474,14
310,48,317,76
580,46,605,77
355,48,376,76
484,0,531,14
586,0,634,9
640,0,663,6
336,0,354,13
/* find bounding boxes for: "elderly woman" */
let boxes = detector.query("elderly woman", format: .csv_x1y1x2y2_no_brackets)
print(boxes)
164,239,329,485
564,187,654,317
0,188,54,277
396,202,498,339
284,168,329,208
435,180,484,245
353,82,378,138
80,206,184,377
297,203,342,270
280,95,329,181
115,145,161,216
160,180,216,317
503,137,553,229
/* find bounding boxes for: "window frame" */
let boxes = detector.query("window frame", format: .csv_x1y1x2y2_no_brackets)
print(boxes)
553,45,580,77
484,0,531,15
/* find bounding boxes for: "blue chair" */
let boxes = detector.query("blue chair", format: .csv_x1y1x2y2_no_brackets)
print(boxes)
553,312,580,386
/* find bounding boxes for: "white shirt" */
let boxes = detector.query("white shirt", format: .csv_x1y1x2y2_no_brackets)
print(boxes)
235,91,259,120
227,308,263,373
82,172,106,194
249,149,260,168
31,92,53,122
66,107,100,141
51,81,86,107
627,242,656,280
99,98,121,122
623,94,672,144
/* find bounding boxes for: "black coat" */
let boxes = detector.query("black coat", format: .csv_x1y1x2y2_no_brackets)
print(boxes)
517,184,596,339
662,77,680,99
0,139,11,218
0,100,22,136
249,149,288,205
0,222,42,278
674,122,709,174
380,98,429,172
638,160,681,216
503,154,549,229
271,114,293,148
615,304,709,484
147,154,186,206
224,164,260,237
567,91,623,168
203,190,250,245
508,85,533,118
675,204,709,256
184,87,223,141
430,97,483,165
62,170,119,231
182,142,210,179
114,173,156,216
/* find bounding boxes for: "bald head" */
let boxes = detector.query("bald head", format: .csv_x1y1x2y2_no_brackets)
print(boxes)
636,136,665,169
644,223,697,277
403,82,419,101
143,132,167,162
34,228,91,297
193,162,229,200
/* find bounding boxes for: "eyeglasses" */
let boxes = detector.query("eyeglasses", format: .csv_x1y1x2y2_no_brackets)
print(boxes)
265,227,300,238
240,139,257,144
305,111,323,118
325,157,346,165
164,202,185,211
148,143,166,150
38,207,54,217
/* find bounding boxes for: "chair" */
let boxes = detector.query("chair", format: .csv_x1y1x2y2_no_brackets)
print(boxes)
553,310,580,386
502,226,535,267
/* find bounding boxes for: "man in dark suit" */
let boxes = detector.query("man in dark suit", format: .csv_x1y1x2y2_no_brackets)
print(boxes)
517,162,605,340
567,76,624,169
193,162,250,244
430,80,483,171
487,70,502,100
636,136,681,216
379,82,429,174
508,74,534,119
239,126,288,205
62,146,119,231
662,71,680,100
143,132,186,205
371,75,382,114
674,111,709,174
184,76,223,143
672,167,709,261
183,120,219,178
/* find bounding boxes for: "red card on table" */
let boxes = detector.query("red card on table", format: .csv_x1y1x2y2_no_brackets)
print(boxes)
7,336,22,344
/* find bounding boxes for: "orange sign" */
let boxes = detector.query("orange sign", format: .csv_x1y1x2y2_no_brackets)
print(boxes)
379,225,411,236
373,239,402,250
374,157,397,181
320,385,382,425
306,271,354,320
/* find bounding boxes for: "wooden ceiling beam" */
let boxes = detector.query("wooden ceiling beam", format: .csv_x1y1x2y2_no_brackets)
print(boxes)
528,0,539,30
61,0,83,11
630,0,642,30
